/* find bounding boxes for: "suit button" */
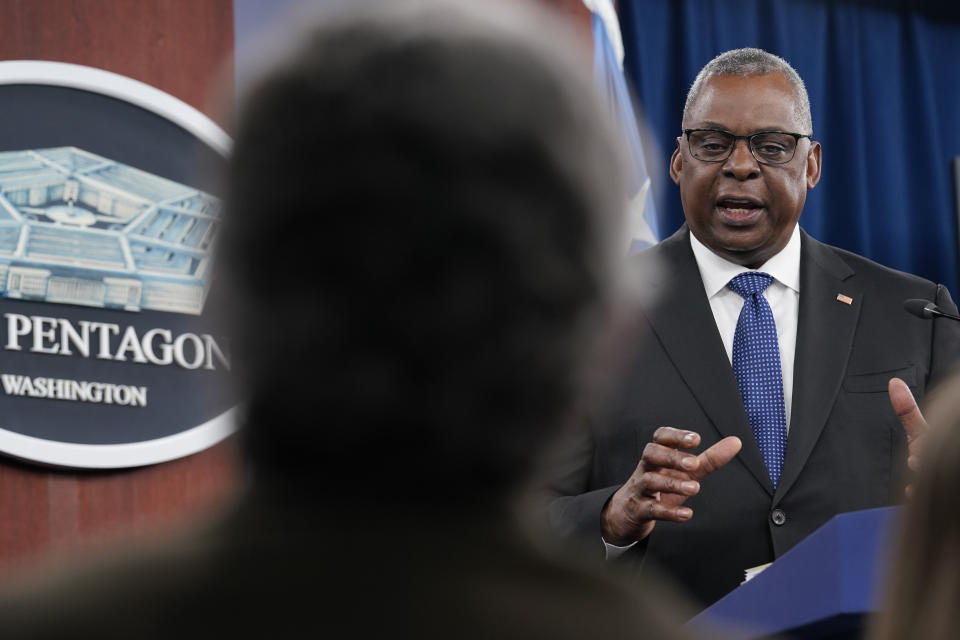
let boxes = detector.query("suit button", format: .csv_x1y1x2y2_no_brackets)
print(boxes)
771,509,786,526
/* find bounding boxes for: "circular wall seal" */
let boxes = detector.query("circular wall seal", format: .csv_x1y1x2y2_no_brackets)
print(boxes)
0,61,235,469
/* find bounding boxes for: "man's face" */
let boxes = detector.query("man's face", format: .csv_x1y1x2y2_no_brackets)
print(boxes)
670,73,821,268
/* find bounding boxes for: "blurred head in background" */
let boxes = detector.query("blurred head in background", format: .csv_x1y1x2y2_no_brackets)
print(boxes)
222,0,627,509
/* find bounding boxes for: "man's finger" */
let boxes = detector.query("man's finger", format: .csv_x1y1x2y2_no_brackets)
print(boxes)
641,442,700,472
638,500,693,523
695,436,742,478
639,472,700,498
888,377,927,444
652,427,701,450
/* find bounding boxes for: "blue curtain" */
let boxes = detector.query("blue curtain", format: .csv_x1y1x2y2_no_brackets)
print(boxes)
620,0,960,296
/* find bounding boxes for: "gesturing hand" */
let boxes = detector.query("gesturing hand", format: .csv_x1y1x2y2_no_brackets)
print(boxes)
888,377,927,497
600,427,742,546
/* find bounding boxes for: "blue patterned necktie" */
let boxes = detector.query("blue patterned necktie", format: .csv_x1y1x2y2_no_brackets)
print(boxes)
727,272,787,489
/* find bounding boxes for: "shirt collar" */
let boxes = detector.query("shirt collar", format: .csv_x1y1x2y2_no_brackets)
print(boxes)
689,224,801,298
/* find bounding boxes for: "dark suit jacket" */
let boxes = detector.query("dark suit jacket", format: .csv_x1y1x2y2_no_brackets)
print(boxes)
0,486,694,639
546,226,960,609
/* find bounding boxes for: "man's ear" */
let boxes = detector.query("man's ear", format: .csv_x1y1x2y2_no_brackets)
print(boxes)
806,140,822,189
669,138,683,185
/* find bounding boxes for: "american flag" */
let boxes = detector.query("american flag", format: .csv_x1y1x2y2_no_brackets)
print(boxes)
583,0,660,253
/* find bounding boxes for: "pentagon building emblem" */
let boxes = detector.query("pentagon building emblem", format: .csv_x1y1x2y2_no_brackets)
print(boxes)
0,60,234,469
0,147,218,315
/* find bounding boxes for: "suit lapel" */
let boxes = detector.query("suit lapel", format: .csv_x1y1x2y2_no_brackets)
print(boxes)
636,227,774,495
774,231,861,502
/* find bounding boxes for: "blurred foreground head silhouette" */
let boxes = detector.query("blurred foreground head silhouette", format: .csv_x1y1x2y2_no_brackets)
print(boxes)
0,5,712,640
0,5,709,639
224,0,626,507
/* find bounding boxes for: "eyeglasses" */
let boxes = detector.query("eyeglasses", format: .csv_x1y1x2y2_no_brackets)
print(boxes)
683,129,811,165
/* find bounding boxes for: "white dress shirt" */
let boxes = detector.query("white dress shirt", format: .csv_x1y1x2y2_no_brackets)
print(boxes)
604,225,801,557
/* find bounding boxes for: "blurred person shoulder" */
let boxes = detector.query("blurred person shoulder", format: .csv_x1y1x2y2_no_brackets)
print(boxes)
0,488,698,639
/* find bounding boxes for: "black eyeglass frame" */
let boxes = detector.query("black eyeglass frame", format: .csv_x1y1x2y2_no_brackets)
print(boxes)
682,128,813,165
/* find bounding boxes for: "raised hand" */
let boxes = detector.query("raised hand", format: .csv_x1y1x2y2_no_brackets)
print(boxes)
601,427,742,546
888,377,927,497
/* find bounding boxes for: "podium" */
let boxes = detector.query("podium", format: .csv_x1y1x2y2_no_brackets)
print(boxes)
689,507,901,639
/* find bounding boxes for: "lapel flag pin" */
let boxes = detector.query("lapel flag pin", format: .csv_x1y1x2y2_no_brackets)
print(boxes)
836,294,853,305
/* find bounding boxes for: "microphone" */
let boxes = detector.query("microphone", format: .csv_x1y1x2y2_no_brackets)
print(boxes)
903,299,960,322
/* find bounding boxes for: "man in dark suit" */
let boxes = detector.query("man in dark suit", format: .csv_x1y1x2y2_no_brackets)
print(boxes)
546,47,960,609
0,2,696,638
